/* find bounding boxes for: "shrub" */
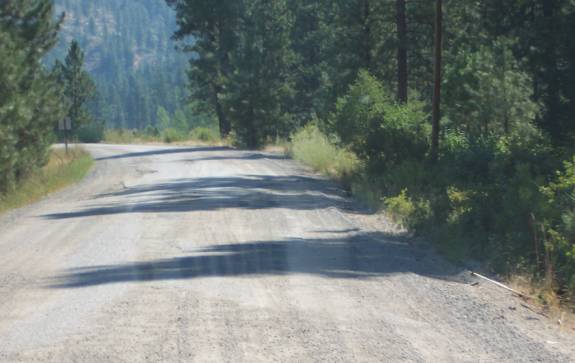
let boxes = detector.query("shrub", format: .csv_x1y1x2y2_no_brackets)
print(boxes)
162,128,187,143
329,70,429,170
540,157,575,298
290,123,358,182
384,189,415,225
144,125,160,137
190,127,220,143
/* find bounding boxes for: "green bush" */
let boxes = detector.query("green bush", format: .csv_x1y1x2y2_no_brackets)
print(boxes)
540,157,575,298
144,125,160,137
162,128,187,143
190,127,220,143
290,123,358,183
329,70,429,170
384,189,415,224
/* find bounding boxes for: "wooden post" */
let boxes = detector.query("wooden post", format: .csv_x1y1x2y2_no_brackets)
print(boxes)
65,128,69,155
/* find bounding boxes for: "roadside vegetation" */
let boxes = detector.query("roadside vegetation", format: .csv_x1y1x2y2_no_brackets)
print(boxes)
102,126,222,145
0,148,93,215
164,1,575,310
288,124,358,182
1,2,98,203
289,71,575,310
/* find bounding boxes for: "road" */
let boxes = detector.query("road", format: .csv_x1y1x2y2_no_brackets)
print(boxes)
0,144,574,362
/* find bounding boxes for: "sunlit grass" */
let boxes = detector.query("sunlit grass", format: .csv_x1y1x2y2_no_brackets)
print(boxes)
0,147,93,214
288,124,359,183
103,128,224,145
103,129,159,144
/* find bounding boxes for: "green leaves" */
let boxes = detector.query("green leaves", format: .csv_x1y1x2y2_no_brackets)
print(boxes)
443,38,539,141
330,71,428,168
170,0,297,147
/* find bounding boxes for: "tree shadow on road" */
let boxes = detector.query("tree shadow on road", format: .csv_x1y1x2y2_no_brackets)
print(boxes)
42,175,354,219
180,152,288,163
96,146,230,161
49,231,467,289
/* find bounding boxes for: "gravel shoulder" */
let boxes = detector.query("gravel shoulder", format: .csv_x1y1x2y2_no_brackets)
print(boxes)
0,144,574,362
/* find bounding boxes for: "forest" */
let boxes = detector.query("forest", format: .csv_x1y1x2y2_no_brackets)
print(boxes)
51,0,191,130
1,0,575,303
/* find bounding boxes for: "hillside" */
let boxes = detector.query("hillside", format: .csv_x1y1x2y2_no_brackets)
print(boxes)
51,0,188,129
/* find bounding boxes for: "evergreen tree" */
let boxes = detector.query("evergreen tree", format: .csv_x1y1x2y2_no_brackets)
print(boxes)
54,40,96,131
0,0,66,192
167,0,242,137
226,0,296,148
157,106,171,131
480,0,575,144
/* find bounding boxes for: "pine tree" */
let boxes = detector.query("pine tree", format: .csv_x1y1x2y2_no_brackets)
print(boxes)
226,0,296,148
157,106,171,131
0,0,66,192
54,40,96,131
167,0,242,138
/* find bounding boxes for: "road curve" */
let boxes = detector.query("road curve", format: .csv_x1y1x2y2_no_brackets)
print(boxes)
0,144,573,362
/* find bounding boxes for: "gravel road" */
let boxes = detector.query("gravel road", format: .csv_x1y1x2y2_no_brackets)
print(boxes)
0,144,574,362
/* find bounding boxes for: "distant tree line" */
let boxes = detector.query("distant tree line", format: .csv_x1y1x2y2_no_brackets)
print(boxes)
52,0,193,130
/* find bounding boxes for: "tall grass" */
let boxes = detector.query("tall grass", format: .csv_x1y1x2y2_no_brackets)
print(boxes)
289,124,386,211
289,124,359,183
0,147,93,214
189,127,220,143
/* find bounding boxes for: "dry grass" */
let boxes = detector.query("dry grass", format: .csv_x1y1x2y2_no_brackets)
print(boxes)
509,274,575,330
0,147,93,214
288,124,359,182
103,128,227,147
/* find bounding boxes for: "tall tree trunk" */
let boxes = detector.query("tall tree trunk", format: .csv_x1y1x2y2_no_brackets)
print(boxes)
209,20,232,138
396,0,408,104
541,0,561,141
430,0,442,161
361,0,371,70
212,85,230,138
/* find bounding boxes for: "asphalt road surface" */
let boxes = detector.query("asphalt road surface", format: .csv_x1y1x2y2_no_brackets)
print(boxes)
0,144,574,362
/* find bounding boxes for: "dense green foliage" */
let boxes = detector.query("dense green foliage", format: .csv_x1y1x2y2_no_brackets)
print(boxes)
0,0,66,193
329,71,429,170
168,0,575,301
